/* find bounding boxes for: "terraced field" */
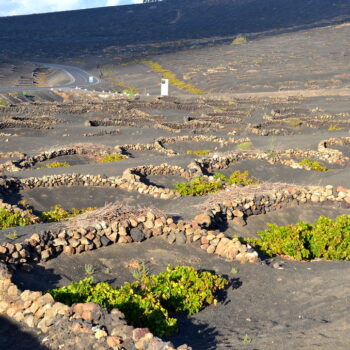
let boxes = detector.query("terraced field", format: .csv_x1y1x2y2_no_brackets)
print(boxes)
0,1,350,350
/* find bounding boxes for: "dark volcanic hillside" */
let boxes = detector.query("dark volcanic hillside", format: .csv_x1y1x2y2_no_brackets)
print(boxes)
0,0,349,60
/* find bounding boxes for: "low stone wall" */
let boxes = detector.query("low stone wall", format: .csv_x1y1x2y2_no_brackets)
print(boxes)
120,164,190,199
83,129,120,137
0,143,114,172
192,148,347,174
156,135,250,147
246,124,291,136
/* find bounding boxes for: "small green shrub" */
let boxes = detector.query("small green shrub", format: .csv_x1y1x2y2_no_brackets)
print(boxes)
299,158,328,171
0,98,8,107
287,118,302,127
5,231,19,241
99,153,126,163
131,260,149,280
186,150,210,156
243,335,252,344
49,265,228,337
84,264,95,277
247,215,350,261
174,176,223,196
40,205,96,223
38,161,70,169
237,142,253,151
214,170,259,186
122,89,136,97
0,209,34,230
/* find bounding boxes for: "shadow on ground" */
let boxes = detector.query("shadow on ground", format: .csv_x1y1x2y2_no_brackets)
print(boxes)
0,316,48,350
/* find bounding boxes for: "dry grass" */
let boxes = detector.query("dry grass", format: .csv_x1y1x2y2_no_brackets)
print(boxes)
66,203,166,229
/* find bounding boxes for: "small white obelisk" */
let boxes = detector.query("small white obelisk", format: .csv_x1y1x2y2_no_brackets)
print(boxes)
161,78,169,96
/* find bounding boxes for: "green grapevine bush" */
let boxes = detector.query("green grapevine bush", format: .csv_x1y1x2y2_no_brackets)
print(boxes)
174,176,223,196
0,208,35,230
248,215,350,260
214,170,259,186
40,205,96,222
49,265,228,336
299,159,328,172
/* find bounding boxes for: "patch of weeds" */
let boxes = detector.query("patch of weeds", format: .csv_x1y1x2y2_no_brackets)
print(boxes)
299,158,328,171
99,153,126,163
49,265,228,337
247,215,350,261
231,267,238,274
214,170,259,186
0,208,35,230
186,150,210,156
237,141,253,151
122,89,136,97
232,36,248,45
0,98,8,107
5,231,19,241
142,59,206,95
174,176,223,196
328,125,344,131
38,161,70,169
40,205,96,223
287,118,302,127
131,260,149,280
84,264,95,277
243,334,252,344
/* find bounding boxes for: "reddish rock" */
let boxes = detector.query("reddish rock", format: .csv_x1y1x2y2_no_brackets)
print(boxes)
133,328,150,341
232,217,246,226
107,336,122,347
194,214,211,227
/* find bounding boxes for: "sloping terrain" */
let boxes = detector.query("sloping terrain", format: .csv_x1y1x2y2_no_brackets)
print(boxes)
0,0,349,61
0,1,350,350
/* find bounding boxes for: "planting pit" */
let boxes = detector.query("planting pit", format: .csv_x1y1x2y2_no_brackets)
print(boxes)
168,141,233,155
225,203,350,238
34,155,92,169
2,186,203,221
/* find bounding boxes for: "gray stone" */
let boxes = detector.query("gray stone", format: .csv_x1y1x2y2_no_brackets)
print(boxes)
175,232,186,245
130,227,145,242
167,233,176,244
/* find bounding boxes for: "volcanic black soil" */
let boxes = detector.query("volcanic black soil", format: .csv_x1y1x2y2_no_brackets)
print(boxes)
1,0,350,349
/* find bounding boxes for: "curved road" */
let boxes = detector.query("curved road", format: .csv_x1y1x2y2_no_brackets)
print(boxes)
0,62,99,93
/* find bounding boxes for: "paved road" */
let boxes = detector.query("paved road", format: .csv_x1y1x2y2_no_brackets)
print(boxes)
0,62,99,93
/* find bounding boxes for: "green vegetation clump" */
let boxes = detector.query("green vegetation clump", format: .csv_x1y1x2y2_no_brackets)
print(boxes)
299,158,328,171
0,98,8,107
232,36,247,45
287,118,302,127
236,141,253,151
122,89,136,97
328,125,344,131
214,170,259,186
142,59,206,95
247,215,350,261
0,208,34,230
5,231,19,241
174,176,223,196
99,153,126,163
186,150,210,156
38,161,70,169
49,265,227,337
40,205,96,223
